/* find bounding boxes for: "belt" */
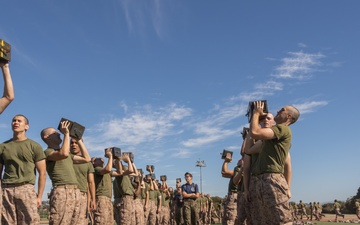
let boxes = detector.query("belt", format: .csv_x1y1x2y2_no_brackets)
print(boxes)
2,182,30,187
54,184,78,189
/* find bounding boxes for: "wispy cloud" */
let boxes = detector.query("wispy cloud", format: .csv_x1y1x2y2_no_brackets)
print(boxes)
119,0,168,39
272,51,325,80
85,103,191,151
293,101,328,114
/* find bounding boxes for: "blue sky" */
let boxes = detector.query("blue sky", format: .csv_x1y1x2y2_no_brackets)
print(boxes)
1,1,359,203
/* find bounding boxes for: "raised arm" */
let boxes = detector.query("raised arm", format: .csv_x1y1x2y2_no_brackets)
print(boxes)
0,63,14,114
73,139,91,163
221,153,234,178
250,101,275,140
46,121,71,161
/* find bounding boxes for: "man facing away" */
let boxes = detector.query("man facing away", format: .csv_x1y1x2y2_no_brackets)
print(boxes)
0,114,46,224
41,120,91,225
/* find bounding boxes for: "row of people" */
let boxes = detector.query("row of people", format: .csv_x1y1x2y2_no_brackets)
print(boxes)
221,101,300,225
0,113,217,225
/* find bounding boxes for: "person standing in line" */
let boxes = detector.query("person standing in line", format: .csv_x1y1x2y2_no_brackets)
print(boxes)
114,154,138,225
173,186,184,225
0,114,46,224
182,172,200,225
221,153,242,225
41,121,91,225
248,102,300,225
92,149,122,225
70,138,96,225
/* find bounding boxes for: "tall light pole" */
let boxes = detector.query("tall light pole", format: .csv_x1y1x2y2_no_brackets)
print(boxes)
195,159,206,193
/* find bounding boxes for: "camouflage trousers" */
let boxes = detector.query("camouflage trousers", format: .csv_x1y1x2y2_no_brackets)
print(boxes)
49,185,81,225
237,191,252,225
94,195,114,225
175,205,184,225
160,205,170,225
145,199,157,225
134,198,145,225
249,173,292,225
1,183,40,225
183,199,199,225
118,195,135,225
223,192,237,225
113,198,121,225
77,191,89,225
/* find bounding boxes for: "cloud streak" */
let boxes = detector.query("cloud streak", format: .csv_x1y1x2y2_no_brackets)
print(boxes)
272,51,325,80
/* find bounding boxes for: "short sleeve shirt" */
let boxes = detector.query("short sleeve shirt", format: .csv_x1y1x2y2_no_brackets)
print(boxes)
94,166,112,198
73,161,94,193
253,124,292,175
44,147,78,186
0,138,45,184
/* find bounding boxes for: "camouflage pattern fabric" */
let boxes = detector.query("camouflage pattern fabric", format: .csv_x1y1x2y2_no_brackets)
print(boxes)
113,197,121,225
134,198,145,225
48,186,81,225
222,192,237,225
183,199,199,225
94,195,114,225
77,191,89,225
118,195,135,225
2,184,40,225
249,173,292,225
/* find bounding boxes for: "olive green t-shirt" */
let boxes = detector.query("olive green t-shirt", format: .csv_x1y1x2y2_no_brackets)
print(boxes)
94,166,112,198
253,124,292,175
73,161,94,193
113,176,122,198
44,147,78,186
149,188,157,200
0,138,45,184
141,182,150,199
119,175,135,196
228,165,241,193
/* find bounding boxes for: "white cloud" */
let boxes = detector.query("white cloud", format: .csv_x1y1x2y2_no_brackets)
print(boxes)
85,103,192,150
273,51,325,80
255,80,283,91
293,101,328,114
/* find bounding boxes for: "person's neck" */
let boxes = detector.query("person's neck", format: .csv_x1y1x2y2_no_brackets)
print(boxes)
47,142,60,150
12,132,27,142
187,181,193,185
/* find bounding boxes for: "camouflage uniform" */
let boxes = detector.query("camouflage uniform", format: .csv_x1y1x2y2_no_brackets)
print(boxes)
93,167,113,225
0,139,45,225
73,161,95,225
355,200,360,219
182,182,199,225
146,189,159,225
249,125,293,225
161,195,171,225
223,165,241,225
45,147,81,225
115,175,135,225
2,184,40,224
173,190,184,225
94,195,114,225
